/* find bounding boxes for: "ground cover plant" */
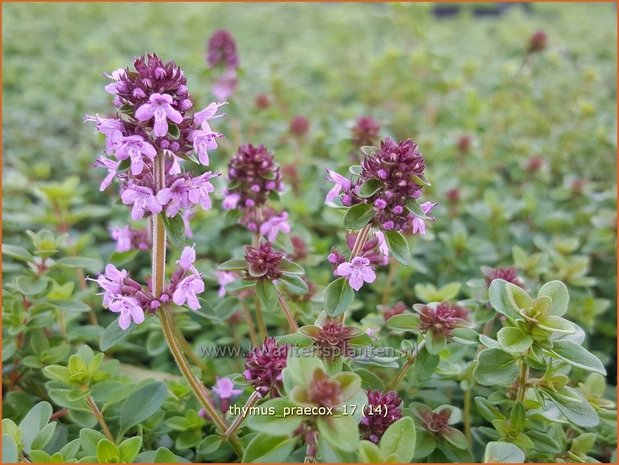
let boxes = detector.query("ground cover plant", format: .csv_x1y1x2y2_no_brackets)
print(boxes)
2,2,617,463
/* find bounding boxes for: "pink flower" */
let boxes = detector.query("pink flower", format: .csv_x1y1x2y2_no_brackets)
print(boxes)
336,256,376,291
104,68,127,94
92,264,128,307
375,231,390,258
190,125,221,166
135,93,183,137
212,377,242,400
109,295,145,330
260,211,291,242
94,156,120,191
222,193,240,210
178,245,196,270
215,271,236,298
325,169,351,203
411,201,437,235
84,114,123,154
121,185,162,220
182,209,194,238
157,178,190,217
187,172,216,211
115,136,157,175
194,101,227,127
172,273,205,310
212,69,238,101
110,225,132,252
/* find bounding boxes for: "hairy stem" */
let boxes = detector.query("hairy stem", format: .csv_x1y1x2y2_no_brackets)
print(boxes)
242,302,259,346
516,356,529,403
159,309,243,456
86,395,114,442
388,340,425,391
225,390,262,439
304,430,318,463
276,288,298,332
463,386,472,445
174,325,209,376
152,153,242,457
254,296,267,341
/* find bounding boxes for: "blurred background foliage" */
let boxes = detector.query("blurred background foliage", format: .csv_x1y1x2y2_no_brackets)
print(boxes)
2,1,617,455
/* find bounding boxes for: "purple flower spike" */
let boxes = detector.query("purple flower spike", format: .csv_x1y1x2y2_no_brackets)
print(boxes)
336,256,376,291
135,93,184,137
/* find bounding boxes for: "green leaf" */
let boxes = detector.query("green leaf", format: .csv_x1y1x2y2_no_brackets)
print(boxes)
536,315,575,334
497,327,533,353
31,422,57,450
384,230,410,265
161,214,185,250
411,174,431,187
316,414,360,452
506,283,532,312
279,258,305,275
100,318,137,352
243,433,298,462
379,417,416,462
570,433,596,456
119,436,143,463
2,435,18,463
278,274,308,295
42,365,71,384
19,401,53,452
509,402,526,433
168,123,180,139
443,427,468,450
386,313,420,331
543,389,599,428
406,199,431,220
217,259,247,271
119,382,167,434
358,179,383,198
49,299,90,313
245,398,304,435
359,440,384,463
2,244,34,262
96,439,120,463
425,331,447,355
473,349,519,386
488,280,521,321
414,346,439,381
537,280,569,316
283,354,325,387
343,203,374,229
54,256,102,271
354,368,384,391
323,277,355,317
255,279,279,311
80,429,107,456
360,146,380,156
153,447,180,463
548,341,606,375
483,441,525,463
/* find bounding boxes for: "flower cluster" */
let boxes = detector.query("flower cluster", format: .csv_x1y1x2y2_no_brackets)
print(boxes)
244,337,289,397
289,115,310,138
326,137,436,233
379,301,407,321
91,245,205,330
416,301,470,339
327,230,389,290
360,390,403,443
482,266,525,289
110,225,151,252
528,30,548,53
87,54,225,221
300,320,359,360
244,242,286,280
207,29,239,101
351,116,380,148
305,369,343,408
